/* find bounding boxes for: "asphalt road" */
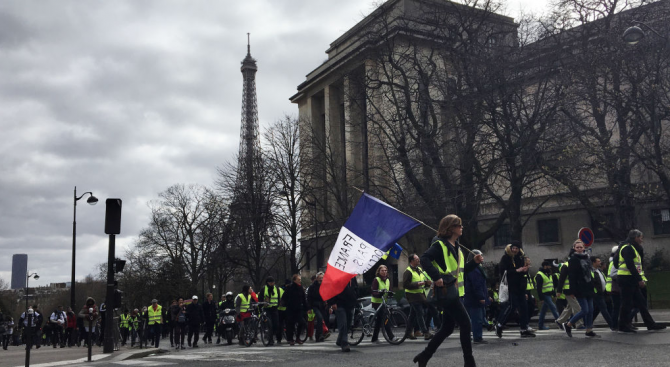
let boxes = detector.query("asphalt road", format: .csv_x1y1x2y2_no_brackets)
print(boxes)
9,326,670,367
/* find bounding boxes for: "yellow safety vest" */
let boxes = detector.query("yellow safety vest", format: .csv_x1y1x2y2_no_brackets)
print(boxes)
129,316,139,330
618,244,646,281
148,305,162,325
119,314,130,329
406,266,427,294
525,273,535,291
371,277,390,303
239,293,251,313
431,240,465,297
536,271,553,294
605,262,613,292
263,286,284,307
307,309,315,322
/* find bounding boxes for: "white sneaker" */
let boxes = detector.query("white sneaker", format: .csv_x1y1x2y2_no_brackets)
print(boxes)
526,327,536,332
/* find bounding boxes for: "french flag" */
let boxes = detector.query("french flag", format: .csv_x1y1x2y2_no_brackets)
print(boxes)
319,193,420,301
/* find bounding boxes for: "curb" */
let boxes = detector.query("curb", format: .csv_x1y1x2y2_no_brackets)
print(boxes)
109,347,166,362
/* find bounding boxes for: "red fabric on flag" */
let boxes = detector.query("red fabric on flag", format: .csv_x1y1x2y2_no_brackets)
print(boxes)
320,263,356,301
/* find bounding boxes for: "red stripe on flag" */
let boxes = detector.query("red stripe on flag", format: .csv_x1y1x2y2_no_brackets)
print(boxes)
319,264,355,301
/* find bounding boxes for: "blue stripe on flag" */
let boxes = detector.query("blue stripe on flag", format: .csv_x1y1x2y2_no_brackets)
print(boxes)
343,193,420,252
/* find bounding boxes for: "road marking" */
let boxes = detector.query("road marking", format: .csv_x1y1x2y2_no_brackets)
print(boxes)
113,361,176,366
12,354,108,367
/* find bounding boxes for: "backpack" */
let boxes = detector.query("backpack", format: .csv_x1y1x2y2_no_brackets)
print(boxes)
178,311,186,323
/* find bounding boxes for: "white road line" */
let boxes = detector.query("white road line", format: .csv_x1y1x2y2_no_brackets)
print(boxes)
12,354,109,367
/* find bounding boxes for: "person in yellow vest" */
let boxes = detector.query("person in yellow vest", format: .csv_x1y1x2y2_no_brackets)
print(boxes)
523,257,537,329
617,229,666,333
147,299,163,348
235,285,255,345
494,240,536,338
413,214,476,367
607,245,621,330
403,253,433,340
590,256,615,330
259,276,284,345
371,265,395,343
119,308,130,347
535,261,560,330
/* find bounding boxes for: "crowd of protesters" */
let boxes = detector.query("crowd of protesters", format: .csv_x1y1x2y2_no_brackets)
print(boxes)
0,222,665,367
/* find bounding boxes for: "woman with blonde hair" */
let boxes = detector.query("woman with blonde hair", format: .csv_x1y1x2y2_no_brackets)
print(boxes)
370,264,394,342
562,239,597,337
414,214,477,367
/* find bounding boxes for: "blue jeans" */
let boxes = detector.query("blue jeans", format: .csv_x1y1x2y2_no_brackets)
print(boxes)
538,294,560,328
335,307,353,347
592,294,613,328
569,297,593,329
466,306,485,340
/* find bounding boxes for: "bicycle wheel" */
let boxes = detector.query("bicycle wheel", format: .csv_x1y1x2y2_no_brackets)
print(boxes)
259,316,273,346
298,319,307,343
242,320,256,347
348,311,366,346
382,309,408,345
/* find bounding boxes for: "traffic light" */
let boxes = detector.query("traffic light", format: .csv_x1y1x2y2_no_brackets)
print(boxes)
113,258,126,273
104,199,122,235
113,288,124,309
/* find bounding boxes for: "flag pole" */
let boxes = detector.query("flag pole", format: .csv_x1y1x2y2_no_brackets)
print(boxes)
351,186,477,256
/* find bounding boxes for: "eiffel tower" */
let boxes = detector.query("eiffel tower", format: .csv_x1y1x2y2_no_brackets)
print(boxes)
237,33,261,188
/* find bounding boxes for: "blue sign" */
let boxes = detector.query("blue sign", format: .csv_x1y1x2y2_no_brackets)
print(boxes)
578,227,595,247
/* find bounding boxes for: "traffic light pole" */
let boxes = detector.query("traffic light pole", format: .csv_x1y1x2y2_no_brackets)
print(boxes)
103,233,115,353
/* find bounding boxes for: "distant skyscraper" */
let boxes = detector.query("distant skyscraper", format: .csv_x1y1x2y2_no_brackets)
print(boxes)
11,254,27,289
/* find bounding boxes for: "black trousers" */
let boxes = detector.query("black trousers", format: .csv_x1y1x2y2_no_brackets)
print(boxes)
285,312,306,342
203,321,214,342
619,283,655,328
50,325,63,347
422,299,473,363
173,323,186,346
265,308,281,342
188,323,200,345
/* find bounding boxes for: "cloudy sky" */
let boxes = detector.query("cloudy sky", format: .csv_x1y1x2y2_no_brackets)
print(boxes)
0,0,551,288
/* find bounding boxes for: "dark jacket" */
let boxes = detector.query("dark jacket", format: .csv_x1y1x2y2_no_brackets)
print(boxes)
568,252,594,298
421,237,474,285
282,282,308,314
498,244,527,294
307,281,326,310
464,265,489,308
185,302,204,324
328,277,359,309
202,300,217,322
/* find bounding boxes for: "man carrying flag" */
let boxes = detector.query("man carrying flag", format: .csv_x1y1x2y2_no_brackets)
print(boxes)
319,193,420,351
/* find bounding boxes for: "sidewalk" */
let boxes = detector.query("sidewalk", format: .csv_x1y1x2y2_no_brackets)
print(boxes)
6,344,164,367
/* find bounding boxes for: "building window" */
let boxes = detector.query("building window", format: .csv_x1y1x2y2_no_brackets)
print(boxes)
494,224,511,248
651,209,670,235
538,219,560,244
591,213,614,240
317,248,324,270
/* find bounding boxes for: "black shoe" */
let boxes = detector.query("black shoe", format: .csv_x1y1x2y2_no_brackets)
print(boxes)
495,324,503,338
341,344,350,352
648,324,667,331
473,339,488,344
216,338,220,344
618,327,637,334
563,323,572,338
585,331,600,338
520,330,536,338
413,351,430,367
555,321,564,331
193,344,199,348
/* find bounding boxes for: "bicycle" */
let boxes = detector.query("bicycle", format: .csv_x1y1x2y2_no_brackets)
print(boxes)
349,290,408,345
240,302,273,347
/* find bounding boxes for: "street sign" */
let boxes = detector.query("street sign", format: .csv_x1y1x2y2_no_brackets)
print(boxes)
578,227,595,247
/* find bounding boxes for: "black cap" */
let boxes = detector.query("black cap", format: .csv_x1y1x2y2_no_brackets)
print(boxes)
266,276,275,283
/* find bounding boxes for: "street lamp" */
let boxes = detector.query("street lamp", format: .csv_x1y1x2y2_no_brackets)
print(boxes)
622,21,667,45
25,272,39,311
72,186,98,311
